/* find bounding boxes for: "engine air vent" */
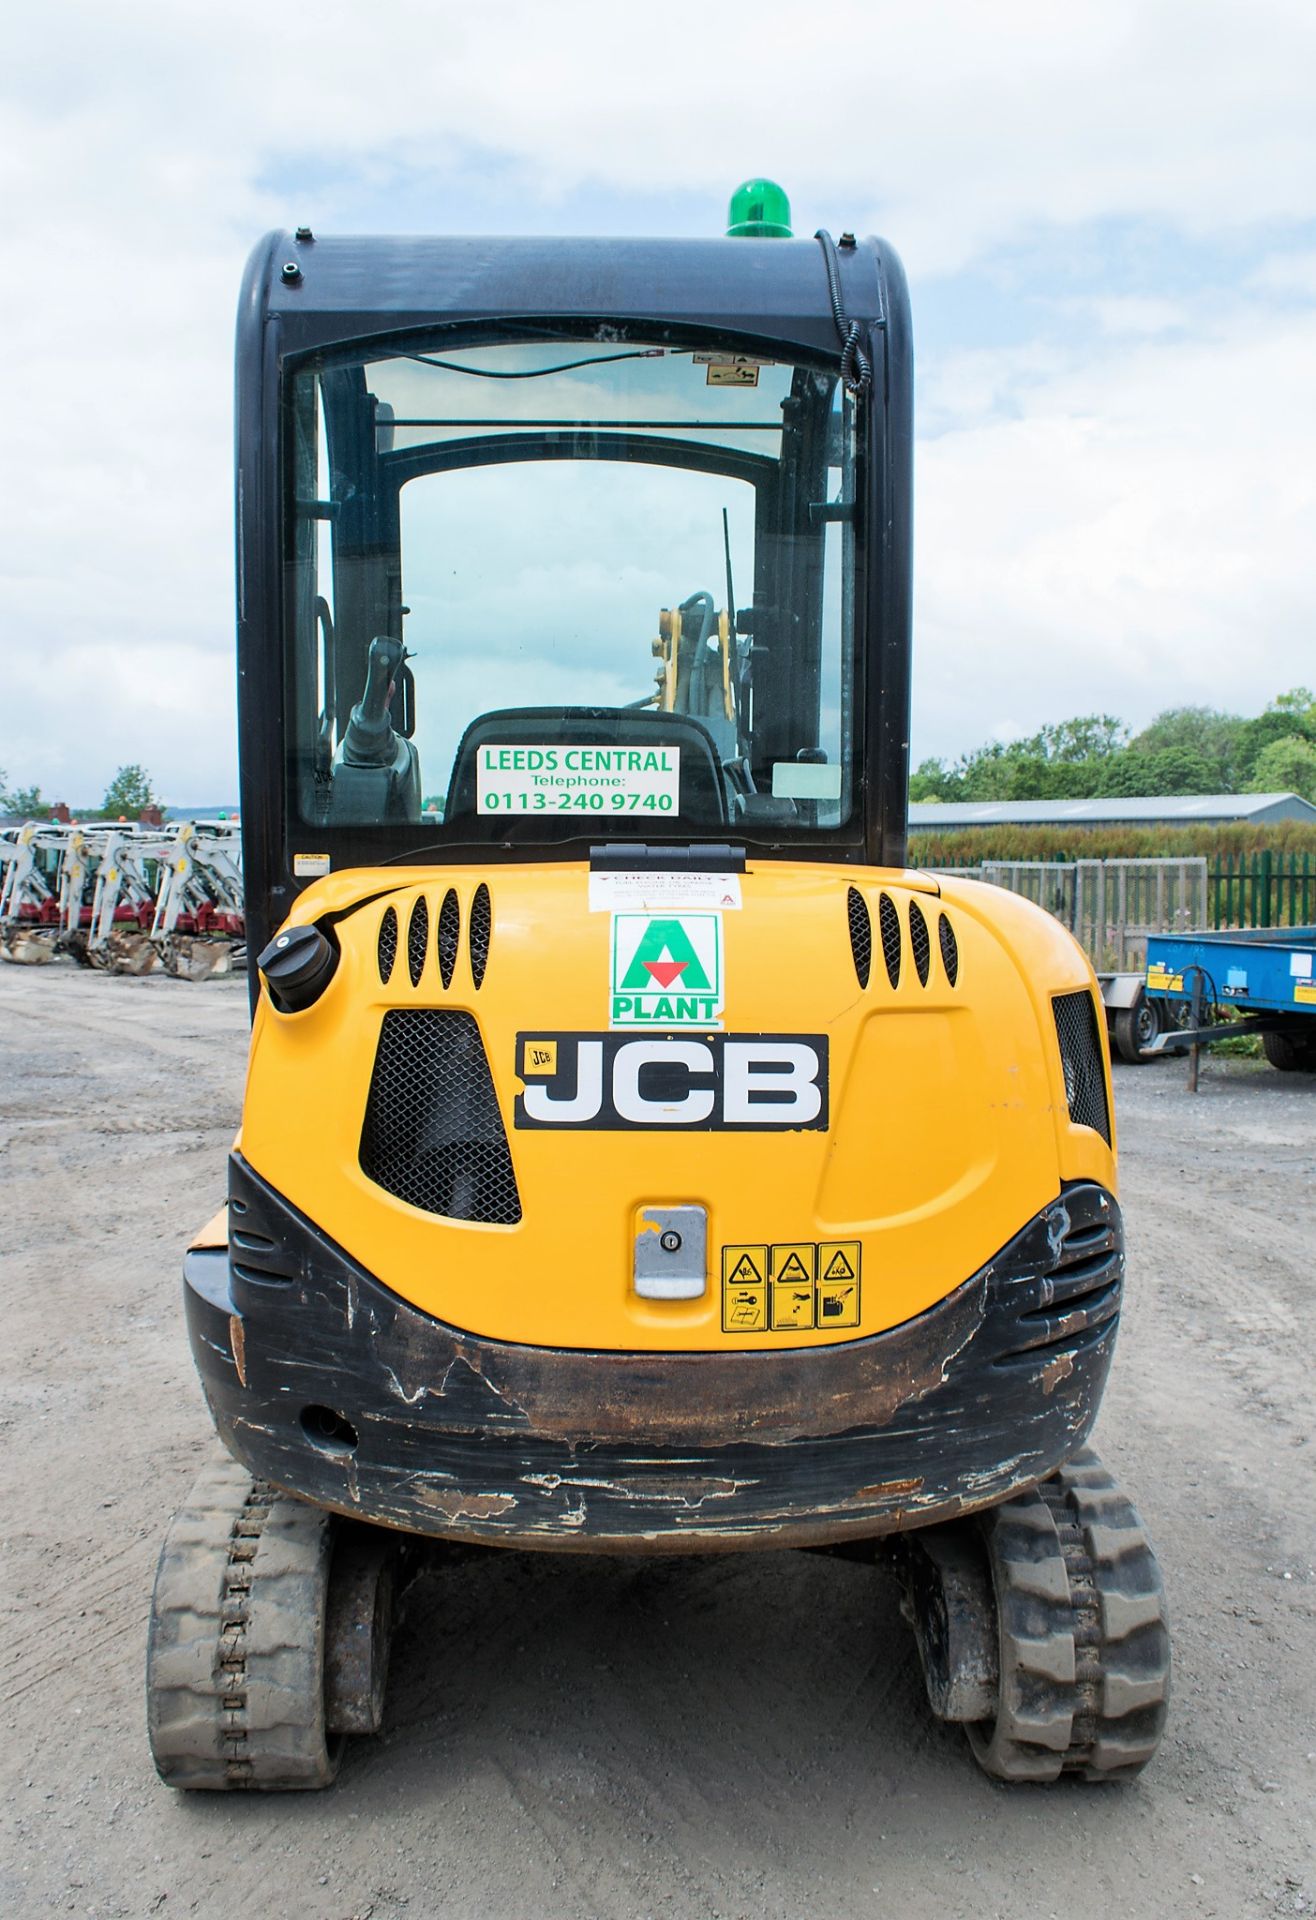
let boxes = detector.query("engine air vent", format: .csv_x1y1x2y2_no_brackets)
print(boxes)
377,905,398,985
938,913,959,987
846,887,871,988
437,888,460,989
878,892,901,987
406,896,429,988
469,882,491,988
360,1010,522,1224
1053,991,1111,1145
909,899,931,985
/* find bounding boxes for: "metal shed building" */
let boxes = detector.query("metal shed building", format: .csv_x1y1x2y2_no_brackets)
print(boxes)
909,793,1316,831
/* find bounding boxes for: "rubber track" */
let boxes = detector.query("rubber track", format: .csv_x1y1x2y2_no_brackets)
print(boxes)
966,1446,1170,1782
146,1451,341,1791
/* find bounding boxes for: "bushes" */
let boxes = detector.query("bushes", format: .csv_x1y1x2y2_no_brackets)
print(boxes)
910,820,1316,865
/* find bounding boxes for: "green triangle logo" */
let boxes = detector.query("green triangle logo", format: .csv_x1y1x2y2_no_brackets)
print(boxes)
620,918,712,992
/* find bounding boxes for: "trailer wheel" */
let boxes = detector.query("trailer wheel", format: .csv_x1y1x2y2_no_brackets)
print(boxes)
1113,987,1162,1065
1262,1029,1316,1073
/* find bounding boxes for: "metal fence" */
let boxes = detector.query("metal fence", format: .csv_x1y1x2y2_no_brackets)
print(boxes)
930,858,1209,971
1209,852,1316,929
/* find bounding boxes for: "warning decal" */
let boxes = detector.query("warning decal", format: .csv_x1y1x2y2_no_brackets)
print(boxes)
721,1240,862,1333
721,1244,768,1332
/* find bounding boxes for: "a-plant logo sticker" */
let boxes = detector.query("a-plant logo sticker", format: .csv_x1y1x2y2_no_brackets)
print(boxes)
610,913,722,1028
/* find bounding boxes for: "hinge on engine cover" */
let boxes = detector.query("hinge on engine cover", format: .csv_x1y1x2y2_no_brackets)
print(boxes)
590,843,747,872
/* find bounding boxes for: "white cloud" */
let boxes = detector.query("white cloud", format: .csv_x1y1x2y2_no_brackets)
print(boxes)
1,1,1315,799
1249,249,1316,297
913,302,1316,759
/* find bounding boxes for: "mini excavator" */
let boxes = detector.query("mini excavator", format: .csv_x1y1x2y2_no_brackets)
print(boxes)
147,182,1170,1789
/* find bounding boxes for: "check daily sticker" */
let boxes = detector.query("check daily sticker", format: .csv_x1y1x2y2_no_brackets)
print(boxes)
476,744,680,816
610,912,722,1028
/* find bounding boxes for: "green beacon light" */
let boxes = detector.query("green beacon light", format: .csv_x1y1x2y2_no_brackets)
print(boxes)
727,178,792,238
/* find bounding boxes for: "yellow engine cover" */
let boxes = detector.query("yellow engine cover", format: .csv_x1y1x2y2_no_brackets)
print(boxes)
238,862,1115,1351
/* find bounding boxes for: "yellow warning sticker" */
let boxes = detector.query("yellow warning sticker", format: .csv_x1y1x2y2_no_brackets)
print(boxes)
817,1279,860,1327
693,353,764,390
1147,966,1183,992
1295,981,1316,1005
724,1283,767,1331
769,1243,816,1286
523,1040,558,1075
771,1276,816,1330
723,1245,767,1285
721,1245,768,1332
723,1239,863,1333
819,1241,860,1284
771,1244,817,1329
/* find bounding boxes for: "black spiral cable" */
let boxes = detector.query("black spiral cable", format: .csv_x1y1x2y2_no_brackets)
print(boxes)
814,230,872,394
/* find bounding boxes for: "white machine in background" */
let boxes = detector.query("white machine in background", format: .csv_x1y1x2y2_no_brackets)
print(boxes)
0,819,244,977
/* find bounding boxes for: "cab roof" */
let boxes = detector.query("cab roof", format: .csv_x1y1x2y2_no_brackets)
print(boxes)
244,230,897,362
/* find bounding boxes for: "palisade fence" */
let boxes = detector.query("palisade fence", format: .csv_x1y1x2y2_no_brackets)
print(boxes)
929,859,1209,970
1208,851,1316,930
930,853,1316,967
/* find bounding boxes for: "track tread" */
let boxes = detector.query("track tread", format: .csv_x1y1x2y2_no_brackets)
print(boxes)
146,1450,341,1791
966,1446,1170,1783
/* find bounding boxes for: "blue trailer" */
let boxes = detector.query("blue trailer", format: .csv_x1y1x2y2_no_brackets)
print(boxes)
1143,926,1316,1071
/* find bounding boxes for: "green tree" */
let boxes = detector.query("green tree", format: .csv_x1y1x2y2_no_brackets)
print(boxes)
99,764,157,819
908,758,959,802
1247,734,1316,801
1034,715,1128,763
1237,689,1316,782
2,778,46,816
1101,745,1221,796
1127,705,1245,789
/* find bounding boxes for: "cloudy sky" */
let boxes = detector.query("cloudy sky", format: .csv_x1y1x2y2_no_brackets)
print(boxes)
2,0,1313,804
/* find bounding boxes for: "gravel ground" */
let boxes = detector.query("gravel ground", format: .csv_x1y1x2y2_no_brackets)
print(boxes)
0,962,1312,1920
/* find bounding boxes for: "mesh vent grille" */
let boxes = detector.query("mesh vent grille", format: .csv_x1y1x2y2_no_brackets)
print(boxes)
1053,991,1111,1145
469,883,491,989
938,913,959,987
360,1010,521,1223
437,888,460,990
377,906,398,985
878,893,901,987
846,888,871,988
406,897,429,988
909,900,931,985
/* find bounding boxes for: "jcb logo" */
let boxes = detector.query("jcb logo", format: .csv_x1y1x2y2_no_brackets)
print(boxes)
514,1033,828,1131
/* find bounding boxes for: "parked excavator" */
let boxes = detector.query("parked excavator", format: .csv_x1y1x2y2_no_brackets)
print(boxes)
0,818,244,975
146,182,1170,1791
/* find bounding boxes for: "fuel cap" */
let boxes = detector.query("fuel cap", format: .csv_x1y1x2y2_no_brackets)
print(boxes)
257,923,338,1014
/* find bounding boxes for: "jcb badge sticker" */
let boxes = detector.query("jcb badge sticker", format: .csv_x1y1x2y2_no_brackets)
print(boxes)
514,1033,828,1131
611,913,721,1028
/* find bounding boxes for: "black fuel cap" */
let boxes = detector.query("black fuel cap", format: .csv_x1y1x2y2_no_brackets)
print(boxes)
257,923,338,1014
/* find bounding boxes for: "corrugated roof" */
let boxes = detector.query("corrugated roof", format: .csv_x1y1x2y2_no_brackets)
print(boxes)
909,792,1316,828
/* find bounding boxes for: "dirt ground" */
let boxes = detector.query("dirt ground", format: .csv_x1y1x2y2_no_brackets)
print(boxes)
0,962,1312,1920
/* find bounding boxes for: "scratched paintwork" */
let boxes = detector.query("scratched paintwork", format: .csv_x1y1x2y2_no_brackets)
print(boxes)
183,1159,1124,1552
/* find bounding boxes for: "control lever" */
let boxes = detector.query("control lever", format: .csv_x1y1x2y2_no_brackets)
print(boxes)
331,636,422,821
342,636,406,766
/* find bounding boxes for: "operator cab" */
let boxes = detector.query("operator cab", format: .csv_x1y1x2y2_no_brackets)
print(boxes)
288,337,860,837
239,223,912,958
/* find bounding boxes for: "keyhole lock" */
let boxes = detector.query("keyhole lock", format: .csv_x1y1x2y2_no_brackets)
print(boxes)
634,1206,707,1300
